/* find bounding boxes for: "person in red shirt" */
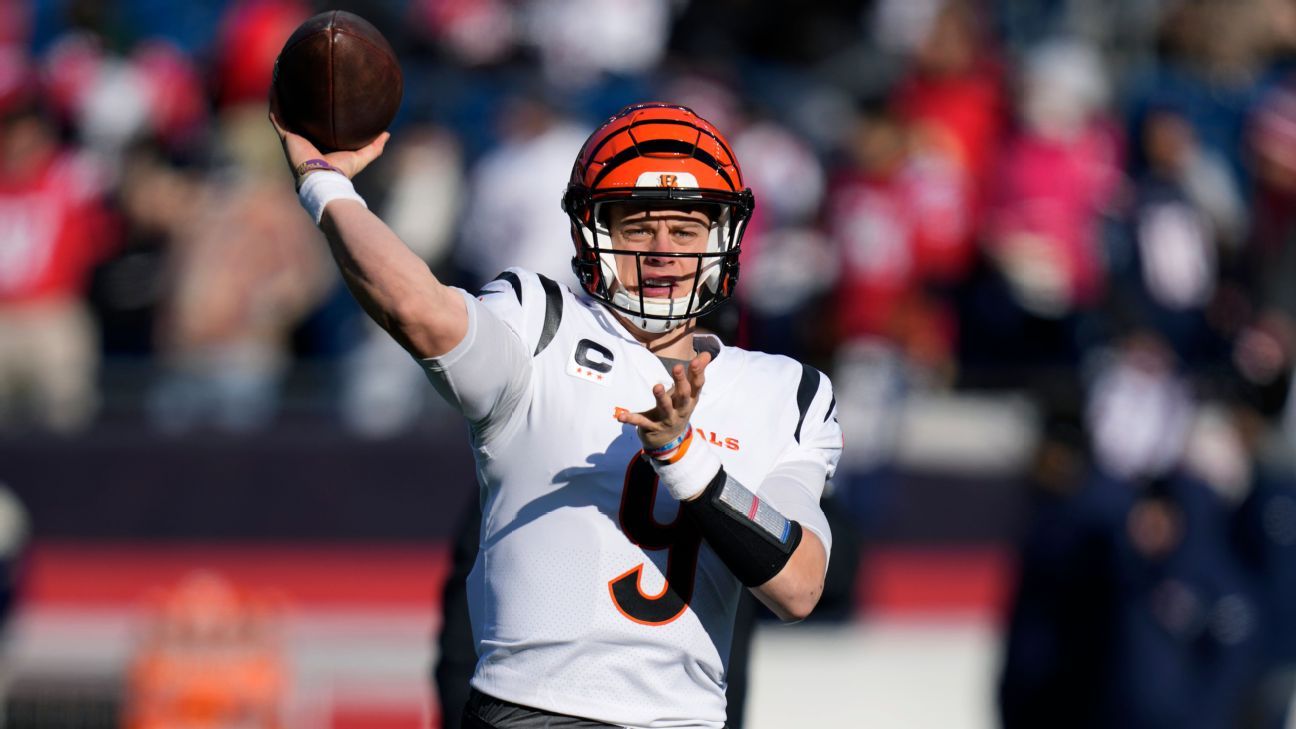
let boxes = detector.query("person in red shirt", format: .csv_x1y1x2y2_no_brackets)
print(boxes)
0,99,113,431
888,0,1006,281
825,101,970,376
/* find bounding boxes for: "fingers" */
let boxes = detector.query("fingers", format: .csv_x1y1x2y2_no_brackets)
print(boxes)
666,352,710,408
268,111,286,139
269,117,323,173
267,100,389,183
669,363,691,403
653,381,675,414
266,88,282,123
349,131,391,174
688,351,711,394
616,409,656,431
616,351,713,453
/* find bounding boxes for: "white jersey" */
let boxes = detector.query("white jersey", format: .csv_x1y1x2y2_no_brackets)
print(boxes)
421,268,842,728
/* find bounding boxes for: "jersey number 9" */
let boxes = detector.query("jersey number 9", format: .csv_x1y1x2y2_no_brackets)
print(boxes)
608,454,703,626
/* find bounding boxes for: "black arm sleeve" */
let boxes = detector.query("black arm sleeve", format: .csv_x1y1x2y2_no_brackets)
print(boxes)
681,467,803,587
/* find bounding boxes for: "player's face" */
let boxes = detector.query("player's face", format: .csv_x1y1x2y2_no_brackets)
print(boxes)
606,204,713,301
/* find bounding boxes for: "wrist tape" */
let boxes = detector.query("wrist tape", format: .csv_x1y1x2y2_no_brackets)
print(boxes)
681,467,803,587
297,170,367,224
648,430,721,501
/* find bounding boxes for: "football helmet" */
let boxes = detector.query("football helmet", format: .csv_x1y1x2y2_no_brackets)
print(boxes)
562,103,755,333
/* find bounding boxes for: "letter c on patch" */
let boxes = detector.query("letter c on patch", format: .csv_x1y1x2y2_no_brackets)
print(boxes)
575,339,614,374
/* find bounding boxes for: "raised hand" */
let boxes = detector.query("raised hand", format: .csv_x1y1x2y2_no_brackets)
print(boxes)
268,99,389,183
617,351,712,451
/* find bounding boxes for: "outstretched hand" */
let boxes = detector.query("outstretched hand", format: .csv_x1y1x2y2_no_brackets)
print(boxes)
617,351,712,451
268,98,389,182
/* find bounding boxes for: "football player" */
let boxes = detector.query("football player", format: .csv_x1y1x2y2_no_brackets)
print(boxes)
271,103,841,728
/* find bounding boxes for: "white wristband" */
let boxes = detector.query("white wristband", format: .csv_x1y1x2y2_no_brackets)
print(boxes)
649,436,722,502
297,170,367,224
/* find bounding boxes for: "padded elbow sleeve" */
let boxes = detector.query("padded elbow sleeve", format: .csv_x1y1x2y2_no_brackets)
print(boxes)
682,467,803,587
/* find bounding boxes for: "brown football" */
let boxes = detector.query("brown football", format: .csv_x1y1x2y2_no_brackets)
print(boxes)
272,10,403,152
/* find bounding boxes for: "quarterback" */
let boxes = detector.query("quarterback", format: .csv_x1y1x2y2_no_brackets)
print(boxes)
271,103,841,728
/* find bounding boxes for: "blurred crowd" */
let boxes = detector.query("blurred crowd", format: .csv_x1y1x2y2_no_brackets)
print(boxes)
0,0,1293,436
3,0,1296,726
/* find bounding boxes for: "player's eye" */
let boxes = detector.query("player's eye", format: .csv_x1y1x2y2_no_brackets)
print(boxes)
671,226,703,242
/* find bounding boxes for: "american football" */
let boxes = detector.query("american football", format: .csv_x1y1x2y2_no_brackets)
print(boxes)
271,10,402,151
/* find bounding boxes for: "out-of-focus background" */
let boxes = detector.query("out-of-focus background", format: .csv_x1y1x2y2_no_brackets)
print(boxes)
1,0,1296,727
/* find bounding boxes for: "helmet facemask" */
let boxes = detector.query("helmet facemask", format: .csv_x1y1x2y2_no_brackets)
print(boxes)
568,193,750,333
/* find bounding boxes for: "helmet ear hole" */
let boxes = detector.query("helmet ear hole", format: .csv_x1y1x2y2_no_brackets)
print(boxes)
561,186,589,217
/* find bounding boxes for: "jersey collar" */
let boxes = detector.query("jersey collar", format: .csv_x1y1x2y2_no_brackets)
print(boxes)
584,294,737,401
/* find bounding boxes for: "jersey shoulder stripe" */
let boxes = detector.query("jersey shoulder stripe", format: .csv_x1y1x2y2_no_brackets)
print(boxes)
535,274,564,356
484,271,523,304
794,364,822,443
477,268,567,358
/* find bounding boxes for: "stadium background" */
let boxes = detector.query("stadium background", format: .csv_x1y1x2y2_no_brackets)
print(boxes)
1,0,1295,726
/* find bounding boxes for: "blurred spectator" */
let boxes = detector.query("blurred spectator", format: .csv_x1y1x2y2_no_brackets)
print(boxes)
42,32,208,168
1226,311,1296,728
148,126,332,433
409,0,518,67
820,96,953,567
0,0,33,114
888,0,1005,242
0,97,114,432
87,143,194,359
1086,335,1194,482
1124,0,1280,193
1108,105,1242,366
989,0,1163,74
124,571,287,729
664,74,833,358
213,0,308,111
870,0,949,59
732,113,833,357
824,98,970,380
829,338,906,546
453,88,586,289
998,399,1105,728
342,125,465,436
1140,106,1247,251
379,126,466,273
0,0,29,46
518,0,672,91
1248,74,1296,324
1001,335,1263,728
966,38,1122,374
824,2,1002,382
987,37,1120,318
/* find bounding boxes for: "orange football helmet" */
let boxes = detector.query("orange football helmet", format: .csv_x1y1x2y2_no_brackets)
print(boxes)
562,103,755,333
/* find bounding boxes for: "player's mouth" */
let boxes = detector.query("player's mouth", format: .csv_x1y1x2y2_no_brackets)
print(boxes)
637,277,683,299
